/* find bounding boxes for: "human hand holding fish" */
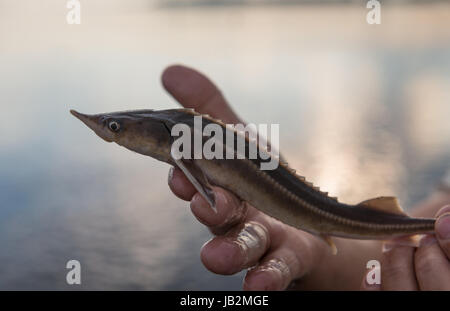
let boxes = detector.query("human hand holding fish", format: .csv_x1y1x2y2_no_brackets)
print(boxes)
361,205,450,290
162,65,450,291
71,64,450,290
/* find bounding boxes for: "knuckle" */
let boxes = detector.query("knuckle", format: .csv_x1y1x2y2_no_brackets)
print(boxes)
255,216,286,247
201,222,270,275
223,222,270,268
207,198,248,235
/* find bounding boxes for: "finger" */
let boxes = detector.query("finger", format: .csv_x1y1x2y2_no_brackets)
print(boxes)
243,229,326,291
190,187,248,235
200,221,270,275
161,64,242,124
243,248,297,291
380,241,418,290
414,235,450,290
168,166,196,201
435,205,450,260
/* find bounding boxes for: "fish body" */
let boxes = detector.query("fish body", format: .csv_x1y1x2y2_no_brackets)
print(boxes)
70,108,435,247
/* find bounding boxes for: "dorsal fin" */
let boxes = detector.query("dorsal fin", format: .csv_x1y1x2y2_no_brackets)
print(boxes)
358,196,407,216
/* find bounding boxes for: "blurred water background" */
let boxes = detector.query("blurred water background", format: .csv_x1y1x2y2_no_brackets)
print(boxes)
0,0,449,290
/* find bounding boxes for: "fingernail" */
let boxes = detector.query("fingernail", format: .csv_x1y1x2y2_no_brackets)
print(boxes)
192,192,208,208
436,213,450,240
419,235,437,247
249,259,291,291
215,190,228,207
234,222,268,267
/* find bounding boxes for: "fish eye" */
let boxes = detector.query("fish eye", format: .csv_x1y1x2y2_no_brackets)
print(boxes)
108,120,120,132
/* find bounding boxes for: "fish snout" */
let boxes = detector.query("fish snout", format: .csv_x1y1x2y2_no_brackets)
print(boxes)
70,109,114,142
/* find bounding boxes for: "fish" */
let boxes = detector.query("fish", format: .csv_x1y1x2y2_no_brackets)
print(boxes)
70,108,436,254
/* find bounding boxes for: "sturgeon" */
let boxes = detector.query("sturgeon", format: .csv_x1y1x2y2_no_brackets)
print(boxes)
70,108,435,253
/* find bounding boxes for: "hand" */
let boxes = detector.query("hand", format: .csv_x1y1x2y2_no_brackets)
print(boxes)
362,205,450,290
161,65,329,290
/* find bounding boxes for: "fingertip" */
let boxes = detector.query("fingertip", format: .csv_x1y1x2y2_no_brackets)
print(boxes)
435,205,450,241
200,238,244,275
168,167,196,201
243,270,280,291
435,213,450,260
161,64,215,109
436,212,450,241
190,192,218,226
243,259,289,291
161,64,190,92
190,187,246,231
160,64,240,124
212,187,245,223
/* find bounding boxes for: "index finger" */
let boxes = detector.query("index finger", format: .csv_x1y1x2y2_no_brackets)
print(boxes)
414,235,450,290
190,187,249,235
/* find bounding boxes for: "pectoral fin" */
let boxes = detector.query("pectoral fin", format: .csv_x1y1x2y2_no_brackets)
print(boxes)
358,196,407,216
171,156,216,213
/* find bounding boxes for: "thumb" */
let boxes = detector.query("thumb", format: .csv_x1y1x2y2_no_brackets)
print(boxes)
161,64,242,124
435,205,450,259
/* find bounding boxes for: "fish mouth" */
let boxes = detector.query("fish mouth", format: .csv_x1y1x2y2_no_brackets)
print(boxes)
70,109,113,142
